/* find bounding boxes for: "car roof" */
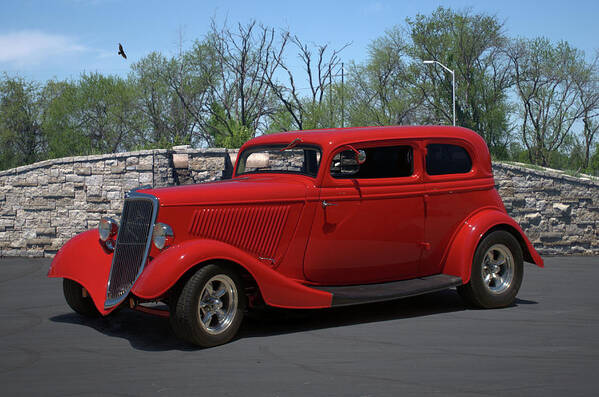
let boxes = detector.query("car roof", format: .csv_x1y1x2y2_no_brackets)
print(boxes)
242,125,488,152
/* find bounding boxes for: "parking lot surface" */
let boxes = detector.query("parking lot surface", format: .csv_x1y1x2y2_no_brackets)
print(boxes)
1,256,598,396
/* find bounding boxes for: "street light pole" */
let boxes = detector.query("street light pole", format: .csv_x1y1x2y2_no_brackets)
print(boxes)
423,60,455,126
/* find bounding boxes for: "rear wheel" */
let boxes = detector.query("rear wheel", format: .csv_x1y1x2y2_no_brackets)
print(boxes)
63,279,100,317
457,231,523,309
169,264,245,347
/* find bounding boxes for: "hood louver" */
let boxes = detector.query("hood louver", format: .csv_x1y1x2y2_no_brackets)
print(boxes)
188,205,290,259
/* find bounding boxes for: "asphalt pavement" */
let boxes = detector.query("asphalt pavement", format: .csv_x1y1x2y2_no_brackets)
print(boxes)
1,256,598,396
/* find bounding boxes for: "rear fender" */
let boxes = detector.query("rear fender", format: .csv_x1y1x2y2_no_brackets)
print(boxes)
442,209,544,284
131,239,332,309
47,230,116,316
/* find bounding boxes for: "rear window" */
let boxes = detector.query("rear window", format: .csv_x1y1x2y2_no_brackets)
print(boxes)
426,144,472,175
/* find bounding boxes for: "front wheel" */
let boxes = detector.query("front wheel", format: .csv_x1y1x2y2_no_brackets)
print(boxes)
63,279,100,317
457,231,523,309
169,264,246,347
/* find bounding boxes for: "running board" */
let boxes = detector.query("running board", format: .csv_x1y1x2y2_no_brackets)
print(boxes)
312,274,463,307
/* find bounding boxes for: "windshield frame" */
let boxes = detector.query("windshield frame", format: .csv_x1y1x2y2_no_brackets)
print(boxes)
234,144,322,178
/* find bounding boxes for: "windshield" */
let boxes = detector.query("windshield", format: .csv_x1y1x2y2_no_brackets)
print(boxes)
236,144,321,177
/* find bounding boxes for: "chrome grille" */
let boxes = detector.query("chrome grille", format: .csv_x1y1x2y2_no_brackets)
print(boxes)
105,194,157,308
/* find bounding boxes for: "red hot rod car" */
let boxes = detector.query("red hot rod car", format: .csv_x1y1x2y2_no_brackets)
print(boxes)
48,126,544,347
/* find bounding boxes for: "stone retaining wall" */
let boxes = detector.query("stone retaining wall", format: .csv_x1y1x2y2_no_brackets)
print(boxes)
493,163,599,255
0,147,233,257
0,150,597,257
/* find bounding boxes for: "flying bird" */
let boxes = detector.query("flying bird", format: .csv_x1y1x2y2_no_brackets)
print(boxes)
118,43,127,59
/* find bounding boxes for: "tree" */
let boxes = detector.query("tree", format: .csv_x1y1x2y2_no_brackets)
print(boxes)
346,28,423,127
205,20,282,143
131,52,199,148
67,73,146,153
573,53,599,169
0,75,45,169
508,38,586,166
267,33,349,130
158,21,282,147
407,7,513,156
41,79,92,158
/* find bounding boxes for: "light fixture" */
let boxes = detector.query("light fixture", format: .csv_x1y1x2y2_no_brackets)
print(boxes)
98,217,118,251
423,60,456,126
153,223,174,250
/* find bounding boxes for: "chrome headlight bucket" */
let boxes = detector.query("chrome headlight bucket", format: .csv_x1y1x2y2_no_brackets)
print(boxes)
99,217,118,242
99,217,118,251
153,223,174,250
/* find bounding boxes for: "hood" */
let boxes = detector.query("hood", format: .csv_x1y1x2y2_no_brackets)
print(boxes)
137,175,311,207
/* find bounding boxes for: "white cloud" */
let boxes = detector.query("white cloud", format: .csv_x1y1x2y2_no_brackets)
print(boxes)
0,31,87,67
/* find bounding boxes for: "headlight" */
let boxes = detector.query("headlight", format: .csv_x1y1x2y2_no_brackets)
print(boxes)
153,223,174,250
99,217,118,242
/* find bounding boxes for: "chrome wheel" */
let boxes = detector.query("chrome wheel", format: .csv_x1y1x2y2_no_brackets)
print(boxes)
482,244,514,294
198,274,238,335
457,231,523,309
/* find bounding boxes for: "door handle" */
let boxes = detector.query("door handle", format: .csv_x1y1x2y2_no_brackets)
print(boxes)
321,200,338,208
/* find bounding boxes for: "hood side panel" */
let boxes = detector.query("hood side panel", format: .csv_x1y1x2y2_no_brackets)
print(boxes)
188,205,290,259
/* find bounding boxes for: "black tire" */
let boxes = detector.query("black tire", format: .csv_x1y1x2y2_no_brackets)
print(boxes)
169,264,246,347
63,278,100,317
457,230,523,309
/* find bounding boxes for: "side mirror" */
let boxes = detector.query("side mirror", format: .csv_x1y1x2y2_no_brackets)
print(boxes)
356,149,366,165
330,147,366,177
346,145,366,165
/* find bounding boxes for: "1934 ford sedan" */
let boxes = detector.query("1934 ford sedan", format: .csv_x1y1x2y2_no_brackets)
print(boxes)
48,126,544,347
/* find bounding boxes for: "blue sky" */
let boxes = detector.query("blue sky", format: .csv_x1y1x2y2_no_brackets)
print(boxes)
1,0,598,82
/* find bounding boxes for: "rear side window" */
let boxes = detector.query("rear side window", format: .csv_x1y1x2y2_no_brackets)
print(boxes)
426,144,472,175
331,145,413,179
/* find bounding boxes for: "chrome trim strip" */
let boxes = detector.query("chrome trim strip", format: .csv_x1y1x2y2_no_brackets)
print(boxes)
104,191,159,309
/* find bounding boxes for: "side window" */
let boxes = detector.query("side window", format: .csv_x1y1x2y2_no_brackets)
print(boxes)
330,145,413,179
426,144,472,175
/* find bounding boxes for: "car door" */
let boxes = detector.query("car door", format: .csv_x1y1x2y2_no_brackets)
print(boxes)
303,141,426,285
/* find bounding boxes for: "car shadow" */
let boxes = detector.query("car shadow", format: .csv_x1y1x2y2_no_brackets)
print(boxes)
50,291,537,351
50,309,195,352
239,289,467,339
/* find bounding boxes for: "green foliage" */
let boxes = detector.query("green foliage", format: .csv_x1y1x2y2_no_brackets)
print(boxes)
206,103,254,148
347,28,422,127
214,123,253,149
131,52,187,146
0,75,45,169
265,108,295,133
42,79,92,158
75,72,146,153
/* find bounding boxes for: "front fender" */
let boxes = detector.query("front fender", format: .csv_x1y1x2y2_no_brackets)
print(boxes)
47,230,116,316
442,209,544,284
131,239,333,309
